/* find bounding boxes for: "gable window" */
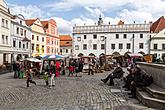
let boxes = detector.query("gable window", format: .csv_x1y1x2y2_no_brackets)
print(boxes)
93,34,97,39
101,44,105,50
123,34,127,39
119,43,123,49
20,28,23,36
111,44,115,49
116,34,119,39
140,34,143,38
23,44,25,49
32,35,34,40
2,19,5,27
42,37,44,42
2,35,5,44
77,37,81,41
93,44,97,50
154,44,158,50
139,43,144,49
26,42,28,49
75,45,79,50
16,27,19,34
66,42,69,44
37,36,39,41
84,35,87,39
83,44,87,50
6,36,8,44
24,30,26,37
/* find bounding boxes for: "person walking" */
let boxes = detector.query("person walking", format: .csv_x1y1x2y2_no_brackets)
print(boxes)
49,62,56,88
88,60,94,75
26,69,36,88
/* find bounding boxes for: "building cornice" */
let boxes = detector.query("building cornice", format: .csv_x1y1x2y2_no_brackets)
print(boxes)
0,8,13,18
11,21,31,30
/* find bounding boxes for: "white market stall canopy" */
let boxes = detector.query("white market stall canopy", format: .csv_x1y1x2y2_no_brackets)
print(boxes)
24,58,42,63
128,53,143,57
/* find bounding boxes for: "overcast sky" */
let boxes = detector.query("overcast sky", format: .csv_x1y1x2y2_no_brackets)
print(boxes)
6,0,165,34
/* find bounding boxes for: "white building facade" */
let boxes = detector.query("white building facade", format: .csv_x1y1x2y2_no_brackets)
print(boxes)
73,17,151,57
11,15,31,61
0,0,13,65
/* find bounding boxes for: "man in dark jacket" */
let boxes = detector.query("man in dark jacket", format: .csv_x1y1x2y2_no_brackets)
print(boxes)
101,64,124,86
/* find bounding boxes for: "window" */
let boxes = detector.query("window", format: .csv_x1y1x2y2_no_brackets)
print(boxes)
52,48,54,53
123,34,127,39
66,42,69,44
93,44,97,50
111,44,115,49
6,36,8,44
66,49,68,53
93,35,97,39
36,44,39,52
32,44,34,50
127,43,131,49
154,44,158,50
47,40,50,44
83,44,87,50
13,40,16,47
16,27,19,34
26,42,28,49
24,30,26,37
20,28,23,36
42,37,44,42
84,35,87,39
101,36,104,41
37,36,39,41
20,21,22,25
54,40,56,45
32,35,34,40
119,43,123,49
23,44,25,49
2,35,5,44
139,43,144,49
6,20,8,28
60,49,62,53
140,34,143,38
19,41,21,48
162,44,165,50
101,44,105,50
77,37,81,41
52,41,53,45
116,34,119,39
42,45,44,53
75,45,79,50
2,19,5,27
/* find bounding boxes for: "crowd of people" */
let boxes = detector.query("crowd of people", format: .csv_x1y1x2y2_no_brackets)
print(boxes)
101,63,153,98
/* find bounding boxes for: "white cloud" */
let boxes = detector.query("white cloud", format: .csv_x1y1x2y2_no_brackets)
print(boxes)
9,4,43,19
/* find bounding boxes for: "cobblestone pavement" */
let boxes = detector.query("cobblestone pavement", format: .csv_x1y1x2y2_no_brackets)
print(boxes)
0,70,156,110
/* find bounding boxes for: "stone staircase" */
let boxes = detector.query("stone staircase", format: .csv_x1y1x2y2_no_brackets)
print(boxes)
136,84,165,110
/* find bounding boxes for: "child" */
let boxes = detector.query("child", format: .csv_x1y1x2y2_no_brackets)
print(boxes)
43,72,49,86
26,69,36,88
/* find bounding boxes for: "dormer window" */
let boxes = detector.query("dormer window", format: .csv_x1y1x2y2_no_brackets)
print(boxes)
66,42,69,44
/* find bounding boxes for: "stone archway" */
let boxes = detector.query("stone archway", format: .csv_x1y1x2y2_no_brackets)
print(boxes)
112,52,120,57
88,53,95,57
78,53,84,57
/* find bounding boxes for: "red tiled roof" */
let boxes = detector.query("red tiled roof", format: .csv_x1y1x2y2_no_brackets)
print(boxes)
41,21,48,28
151,16,165,33
25,19,37,26
59,35,72,41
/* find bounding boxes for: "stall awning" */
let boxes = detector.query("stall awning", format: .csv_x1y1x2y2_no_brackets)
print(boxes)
128,53,143,57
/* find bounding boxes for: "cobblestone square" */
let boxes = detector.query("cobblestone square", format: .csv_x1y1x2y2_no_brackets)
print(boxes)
0,71,156,110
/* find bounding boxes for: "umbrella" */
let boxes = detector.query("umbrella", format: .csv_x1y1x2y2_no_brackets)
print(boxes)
48,54,62,59
24,58,41,63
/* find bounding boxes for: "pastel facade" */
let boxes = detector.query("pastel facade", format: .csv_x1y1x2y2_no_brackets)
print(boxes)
26,18,46,56
0,0,13,65
59,35,73,57
41,19,59,55
11,14,31,61
150,16,165,60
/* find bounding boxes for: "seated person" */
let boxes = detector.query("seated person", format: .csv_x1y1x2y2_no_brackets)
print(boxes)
129,65,153,98
101,64,124,86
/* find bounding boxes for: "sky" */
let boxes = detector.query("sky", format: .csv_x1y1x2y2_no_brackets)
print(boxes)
6,0,165,34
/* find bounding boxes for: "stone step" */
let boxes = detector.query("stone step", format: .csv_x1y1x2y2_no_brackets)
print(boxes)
144,84,165,100
137,90,165,110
